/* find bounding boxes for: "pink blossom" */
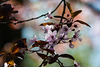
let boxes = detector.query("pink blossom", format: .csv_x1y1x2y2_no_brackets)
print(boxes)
29,35,37,45
42,25,54,33
45,30,57,47
59,25,71,35
45,11,53,20
74,60,80,67
58,33,69,43
71,30,82,42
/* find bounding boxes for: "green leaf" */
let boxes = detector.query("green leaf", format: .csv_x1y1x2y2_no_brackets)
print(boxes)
65,2,73,13
71,10,82,19
74,20,91,27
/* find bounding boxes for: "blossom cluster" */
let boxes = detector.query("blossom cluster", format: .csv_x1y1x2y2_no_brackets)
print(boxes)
0,0,90,67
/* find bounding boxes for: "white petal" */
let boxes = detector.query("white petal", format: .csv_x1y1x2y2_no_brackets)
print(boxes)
59,28,63,34
14,63,16,67
59,33,64,36
49,11,51,14
78,38,82,41
4,62,8,67
45,17,49,20
34,35,37,40
74,60,80,67
62,40,66,43
48,30,52,35
53,30,57,35
45,25,53,30
68,28,71,32
49,25,54,29
74,60,77,65
75,30,80,35
45,34,50,40
18,56,23,60
64,35,69,40
29,39,35,45
44,17,49,20
45,25,49,28
72,37,77,42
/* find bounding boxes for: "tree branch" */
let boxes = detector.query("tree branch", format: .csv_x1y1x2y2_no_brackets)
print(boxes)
39,52,49,67
59,0,66,24
14,0,63,25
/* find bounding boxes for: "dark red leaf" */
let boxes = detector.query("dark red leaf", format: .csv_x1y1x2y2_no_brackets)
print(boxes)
71,10,82,19
37,53,48,59
37,40,48,45
15,38,27,48
11,46,20,54
59,54,75,60
32,40,48,48
43,49,54,55
54,16,68,20
74,20,91,27
12,11,18,14
0,4,14,22
48,54,59,64
40,22,54,26
43,61,48,66
11,39,27,54
65,2,73,13
14,53,24,60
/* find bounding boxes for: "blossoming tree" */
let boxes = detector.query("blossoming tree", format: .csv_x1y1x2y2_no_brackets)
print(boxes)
0,0,90,67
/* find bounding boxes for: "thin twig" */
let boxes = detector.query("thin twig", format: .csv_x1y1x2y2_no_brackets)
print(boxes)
56,61,62,67
57,59,74,67
59,0,66,24
58,59,64,67
39,52,49,67
51,0,63,14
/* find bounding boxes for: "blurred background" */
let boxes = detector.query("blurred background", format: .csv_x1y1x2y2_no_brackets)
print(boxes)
0,0,100,67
